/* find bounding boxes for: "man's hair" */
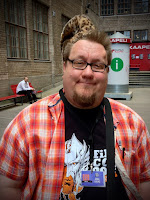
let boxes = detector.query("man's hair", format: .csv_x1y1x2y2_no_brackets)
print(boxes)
62,30,112,66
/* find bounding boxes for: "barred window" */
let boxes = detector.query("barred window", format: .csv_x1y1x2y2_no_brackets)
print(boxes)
101,0,114,16
131,54,136,60
134,30,148,41
134,0,149,13
118,30,131,38
118,0,131,14
106,31,114,36
33,1,49,60
139,54,143,59
5,0,27,59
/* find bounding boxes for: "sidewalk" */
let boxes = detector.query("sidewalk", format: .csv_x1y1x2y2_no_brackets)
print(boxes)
0,86,150,139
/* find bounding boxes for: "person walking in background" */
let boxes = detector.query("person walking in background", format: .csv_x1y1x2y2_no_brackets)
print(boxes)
16,77,37,104
0,15,150,200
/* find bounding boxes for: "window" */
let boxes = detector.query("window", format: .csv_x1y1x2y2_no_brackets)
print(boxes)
101,0,114,16
118,0,131,14
131,54,136,60
106,31,114,36
124,31,131,38
33,1,49,60
134,30,148,41
148,54,150,59
5,0,27,59
134,0,149,13
139,54,143,59
118,31,131,38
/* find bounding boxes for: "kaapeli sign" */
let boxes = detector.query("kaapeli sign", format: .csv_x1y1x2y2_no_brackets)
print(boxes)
130,44,150,50
110,38,132,43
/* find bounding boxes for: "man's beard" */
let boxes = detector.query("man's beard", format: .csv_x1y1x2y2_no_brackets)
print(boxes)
72,90,96,108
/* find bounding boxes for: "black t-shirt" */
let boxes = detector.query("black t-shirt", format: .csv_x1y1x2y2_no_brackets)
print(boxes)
59,92,129,200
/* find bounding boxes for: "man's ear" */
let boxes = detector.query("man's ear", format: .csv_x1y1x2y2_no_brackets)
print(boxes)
63,61,66,73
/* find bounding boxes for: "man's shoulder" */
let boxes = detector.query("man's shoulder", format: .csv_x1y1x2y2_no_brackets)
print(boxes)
7,93,62,129
108,98,144,125
25,92,61,111
109,98,133,113
40,92,61,105
18,80,24,84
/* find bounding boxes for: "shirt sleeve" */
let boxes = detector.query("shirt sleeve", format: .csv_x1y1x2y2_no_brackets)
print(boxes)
138,126,150,182
0,114,29,181
26,82,32,90
22,81,31,90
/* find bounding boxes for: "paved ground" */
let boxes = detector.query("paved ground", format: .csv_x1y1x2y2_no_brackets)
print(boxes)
0,86,150,139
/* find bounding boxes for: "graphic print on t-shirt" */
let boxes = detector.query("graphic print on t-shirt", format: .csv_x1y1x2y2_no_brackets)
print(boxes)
60,133,107,200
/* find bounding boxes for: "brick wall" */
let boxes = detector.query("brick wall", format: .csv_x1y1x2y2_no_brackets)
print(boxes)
0,0,9,96
0,0,86,97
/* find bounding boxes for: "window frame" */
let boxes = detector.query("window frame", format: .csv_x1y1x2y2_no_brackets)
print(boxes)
117,30,131,38
100,0,114,16
117,0,131,15
106,31,114,36
133,30,148,42
33,1,49,61
4,0,27,59
134,0,149,14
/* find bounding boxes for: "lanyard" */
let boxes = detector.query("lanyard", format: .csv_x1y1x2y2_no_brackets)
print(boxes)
103,97,115,200
59,89,115,200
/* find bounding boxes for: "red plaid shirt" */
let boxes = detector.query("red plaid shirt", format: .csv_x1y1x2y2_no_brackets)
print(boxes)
0,93,150,199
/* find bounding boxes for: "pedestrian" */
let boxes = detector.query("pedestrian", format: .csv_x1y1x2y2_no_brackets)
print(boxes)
16,77,37,104
0,15,150,200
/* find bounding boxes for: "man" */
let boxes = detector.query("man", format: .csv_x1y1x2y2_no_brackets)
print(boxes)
0,15,150,200
16,77,37,104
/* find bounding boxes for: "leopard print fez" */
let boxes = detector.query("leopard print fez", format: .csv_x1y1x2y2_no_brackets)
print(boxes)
60,15,96,50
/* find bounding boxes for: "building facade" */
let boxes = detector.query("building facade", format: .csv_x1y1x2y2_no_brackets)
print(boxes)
97,0,150,71
0,0,89,97
0,0,150,97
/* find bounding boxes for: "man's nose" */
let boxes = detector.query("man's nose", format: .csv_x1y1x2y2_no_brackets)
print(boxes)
82,64,94,76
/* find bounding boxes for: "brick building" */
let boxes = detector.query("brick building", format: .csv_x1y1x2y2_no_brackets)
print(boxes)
0,0,150,97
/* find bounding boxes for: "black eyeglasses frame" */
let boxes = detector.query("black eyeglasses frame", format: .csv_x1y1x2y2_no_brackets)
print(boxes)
67,58,108,73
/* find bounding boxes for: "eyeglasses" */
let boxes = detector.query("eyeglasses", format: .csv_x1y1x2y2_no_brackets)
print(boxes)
67,58,108,73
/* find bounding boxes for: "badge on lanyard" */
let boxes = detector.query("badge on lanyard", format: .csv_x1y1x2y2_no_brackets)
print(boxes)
81,171,106,187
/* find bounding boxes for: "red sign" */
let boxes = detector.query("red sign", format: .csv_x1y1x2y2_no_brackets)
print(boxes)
130,42,150,71
130,44,150,50
110,38,132,43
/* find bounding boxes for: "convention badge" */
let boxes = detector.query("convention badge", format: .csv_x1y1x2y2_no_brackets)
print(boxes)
81,171,106,187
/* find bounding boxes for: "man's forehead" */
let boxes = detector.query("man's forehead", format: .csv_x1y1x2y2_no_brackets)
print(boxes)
70,40,106,59
72,40,105,49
